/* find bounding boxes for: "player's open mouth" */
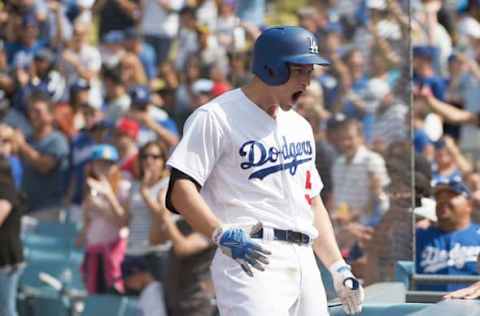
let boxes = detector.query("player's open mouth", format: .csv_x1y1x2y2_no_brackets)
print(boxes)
292,90,303,103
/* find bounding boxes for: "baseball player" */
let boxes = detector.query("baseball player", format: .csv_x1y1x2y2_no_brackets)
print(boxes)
166,26,364,315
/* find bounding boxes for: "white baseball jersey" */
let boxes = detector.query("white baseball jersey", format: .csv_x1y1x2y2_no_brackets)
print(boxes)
167,88,323,239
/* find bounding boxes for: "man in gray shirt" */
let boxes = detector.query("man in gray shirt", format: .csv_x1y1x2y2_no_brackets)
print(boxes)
13,91,69,219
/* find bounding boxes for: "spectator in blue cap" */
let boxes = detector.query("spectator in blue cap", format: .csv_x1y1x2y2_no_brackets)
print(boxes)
416,178,480,292
123,28,157,80
127,85,178,148
413,45,447,101
100,30,126,67
80,143,131,294
6,13,46,66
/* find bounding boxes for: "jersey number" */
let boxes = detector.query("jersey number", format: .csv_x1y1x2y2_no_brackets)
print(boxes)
305,170,312,205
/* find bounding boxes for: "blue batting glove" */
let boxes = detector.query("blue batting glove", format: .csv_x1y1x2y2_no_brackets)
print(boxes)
212,226,272,277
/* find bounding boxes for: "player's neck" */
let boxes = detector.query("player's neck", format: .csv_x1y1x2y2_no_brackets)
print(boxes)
242,80,279,118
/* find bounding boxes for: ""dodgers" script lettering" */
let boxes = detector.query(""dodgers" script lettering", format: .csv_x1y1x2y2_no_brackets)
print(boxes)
239,136,312,180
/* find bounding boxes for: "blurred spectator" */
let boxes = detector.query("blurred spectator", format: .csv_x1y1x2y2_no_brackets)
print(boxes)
113,117,139,177
102,65,131,123
412,0,452,75
412,45,447,100
216,0,243,52
195,25,228,76
127,85,178,148
0,124,22,190
0,149,25,316
367,78,408,154
235,0,265,27
67,119,110,216
99,30,126,68
14,92,69,218
162,216,216,316
123,28,157,81
61,21,102,107
431,136,472,184
226,51,251,88
80,144,130,294
125,141,170,282
195,0,218,32
120,255,168,316
31,48,65,102
6,13,45,66
140,0,184,66
331,118,390,257
175,6,199,72
54,78,92,139
0,90,32,139
416,179,480,291
120,52,148,86
93,0,141,39
175,55,203,122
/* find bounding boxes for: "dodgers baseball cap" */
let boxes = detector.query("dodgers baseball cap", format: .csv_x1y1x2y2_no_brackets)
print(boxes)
121,256,149,280
129,85,151,107
326,112,347,130
433,179,471,198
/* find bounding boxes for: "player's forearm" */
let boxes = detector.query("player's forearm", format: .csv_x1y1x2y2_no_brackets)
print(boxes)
311,196,344,268
170,179,222,238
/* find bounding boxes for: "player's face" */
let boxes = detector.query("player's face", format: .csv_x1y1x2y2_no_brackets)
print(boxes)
435,190,472,230
273,64,314,111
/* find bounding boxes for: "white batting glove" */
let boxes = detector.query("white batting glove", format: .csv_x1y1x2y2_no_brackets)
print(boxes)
329,260,364,315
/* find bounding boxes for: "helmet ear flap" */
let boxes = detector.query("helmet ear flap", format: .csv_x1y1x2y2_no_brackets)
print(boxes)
263,61,289,85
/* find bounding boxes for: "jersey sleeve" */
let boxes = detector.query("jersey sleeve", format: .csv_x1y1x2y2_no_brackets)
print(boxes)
167,109,225,186
309,136,323,197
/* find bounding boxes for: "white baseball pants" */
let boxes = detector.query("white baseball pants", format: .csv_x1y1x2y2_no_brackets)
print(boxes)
211,236,329,316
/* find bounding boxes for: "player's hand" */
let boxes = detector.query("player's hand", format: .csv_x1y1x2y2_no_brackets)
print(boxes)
212,226,271,277
329,261,364,315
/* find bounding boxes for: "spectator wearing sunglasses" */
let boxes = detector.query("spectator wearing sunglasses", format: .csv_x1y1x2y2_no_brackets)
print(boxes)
124,140,171,284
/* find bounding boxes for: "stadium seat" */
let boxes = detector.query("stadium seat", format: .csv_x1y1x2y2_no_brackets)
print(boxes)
395,260,414,289
81,294,129,316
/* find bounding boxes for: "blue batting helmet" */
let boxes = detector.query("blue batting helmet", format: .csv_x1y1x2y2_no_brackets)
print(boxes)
252,26,329,86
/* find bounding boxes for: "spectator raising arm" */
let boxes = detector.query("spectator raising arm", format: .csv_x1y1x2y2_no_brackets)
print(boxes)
418,87,479,125
13,129,58,174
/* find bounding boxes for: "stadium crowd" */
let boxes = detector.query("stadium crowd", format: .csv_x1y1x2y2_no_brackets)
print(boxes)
0,0,446,315
411,0,480,293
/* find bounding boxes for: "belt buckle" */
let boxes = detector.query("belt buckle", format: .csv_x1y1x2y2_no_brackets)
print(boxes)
286,230,301,244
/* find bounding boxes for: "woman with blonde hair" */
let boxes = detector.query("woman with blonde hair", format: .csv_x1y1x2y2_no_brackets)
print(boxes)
120,52,148,87
79,144,131,294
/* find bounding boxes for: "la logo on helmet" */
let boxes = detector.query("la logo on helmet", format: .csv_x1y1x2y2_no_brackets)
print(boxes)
308,37,319,54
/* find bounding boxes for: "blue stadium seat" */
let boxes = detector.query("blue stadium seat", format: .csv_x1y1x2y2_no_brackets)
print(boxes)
81,294,129,316
395,261,414,290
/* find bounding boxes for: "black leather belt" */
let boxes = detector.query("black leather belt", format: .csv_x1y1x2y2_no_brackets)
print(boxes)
251,228,311,245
